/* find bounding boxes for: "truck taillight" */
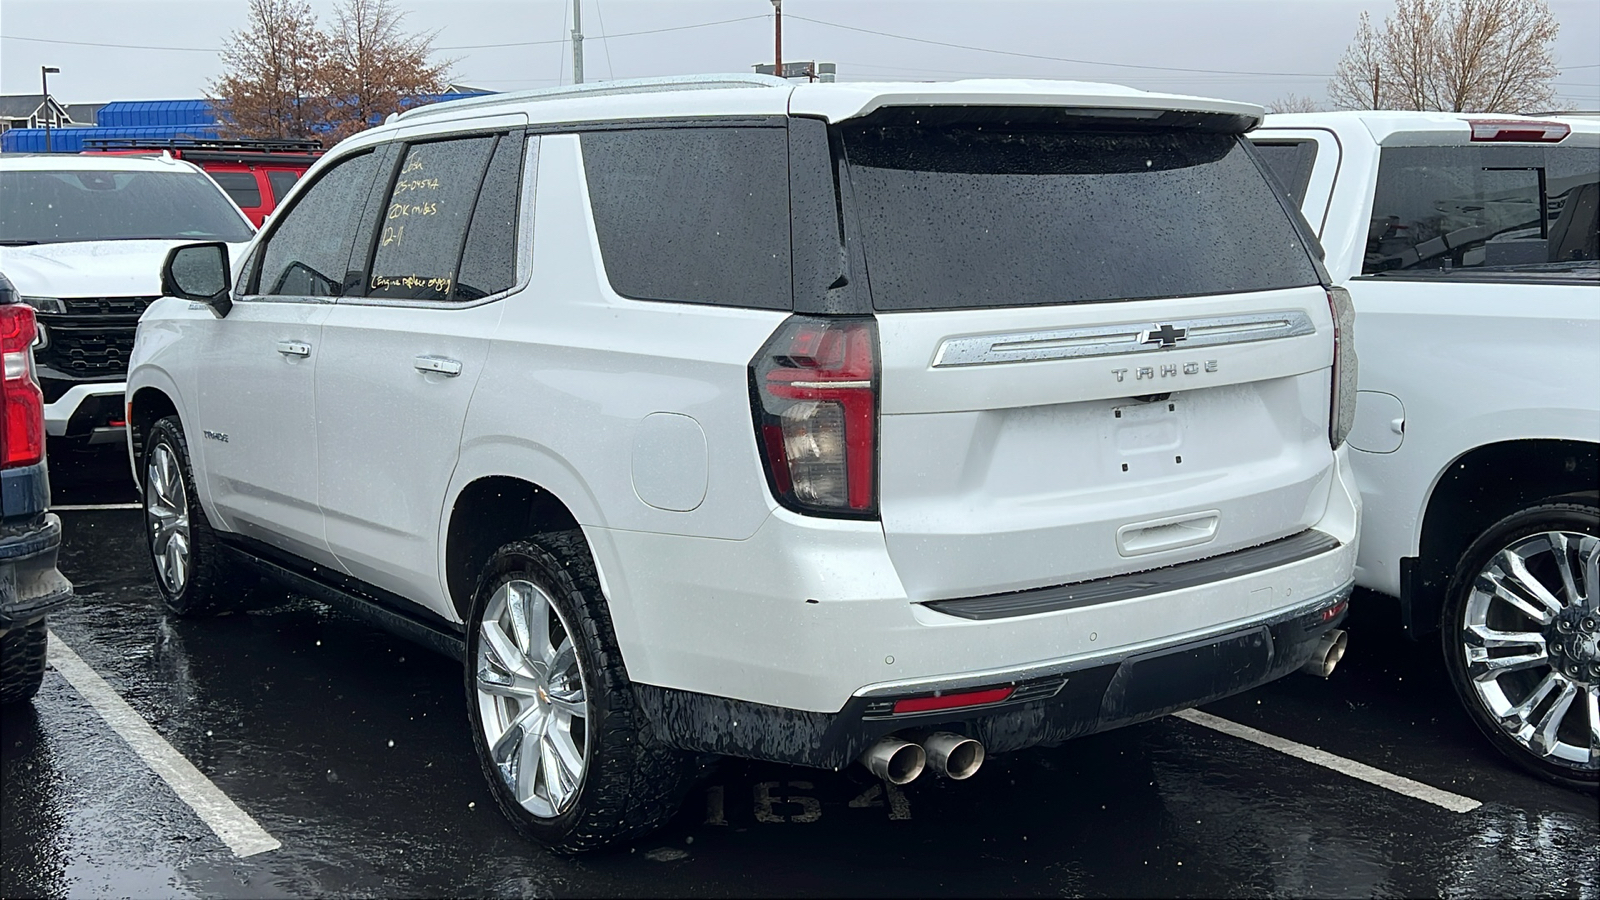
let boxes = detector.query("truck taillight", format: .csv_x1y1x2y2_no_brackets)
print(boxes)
1468,119,1569,143
1,303,45,468
1327,286,1358,449
750,316,879,518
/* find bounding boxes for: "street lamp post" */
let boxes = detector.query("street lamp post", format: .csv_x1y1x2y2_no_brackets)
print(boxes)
41,66,60,152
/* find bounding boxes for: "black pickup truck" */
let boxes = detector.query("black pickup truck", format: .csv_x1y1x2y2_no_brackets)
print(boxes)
1,272,72,704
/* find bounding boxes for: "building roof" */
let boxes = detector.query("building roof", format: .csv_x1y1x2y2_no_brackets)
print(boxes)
0,94,52,120
64,103,106,125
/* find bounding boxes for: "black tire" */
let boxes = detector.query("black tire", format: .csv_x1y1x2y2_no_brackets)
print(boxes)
142,416,260,616
464,533,693,852
1441,501,1599,791
0,619,48,705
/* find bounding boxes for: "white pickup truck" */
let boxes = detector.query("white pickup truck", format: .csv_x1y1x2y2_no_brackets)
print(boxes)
1251,112,1599,789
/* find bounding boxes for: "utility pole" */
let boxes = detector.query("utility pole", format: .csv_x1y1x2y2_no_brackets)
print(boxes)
771,0,782,80
572,0,585,85
41,66,59,153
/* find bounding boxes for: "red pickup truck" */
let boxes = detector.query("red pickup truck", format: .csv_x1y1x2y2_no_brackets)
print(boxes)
82,137,323,227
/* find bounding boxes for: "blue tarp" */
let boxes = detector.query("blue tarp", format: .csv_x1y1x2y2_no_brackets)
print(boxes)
2,92,494,152
95,99,217,128
2,123,223,153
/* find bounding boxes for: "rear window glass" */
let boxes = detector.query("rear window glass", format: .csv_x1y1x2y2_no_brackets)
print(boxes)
209,171,262,209
1253,140,1319,210
840,124,1321,311
1367,145,1600,273
582,127,790,310
0,170,253,244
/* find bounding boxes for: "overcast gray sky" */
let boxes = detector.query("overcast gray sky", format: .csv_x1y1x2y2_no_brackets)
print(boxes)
2,0,1597,110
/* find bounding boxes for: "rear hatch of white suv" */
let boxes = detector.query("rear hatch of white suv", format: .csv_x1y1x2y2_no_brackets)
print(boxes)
774,94,1342,603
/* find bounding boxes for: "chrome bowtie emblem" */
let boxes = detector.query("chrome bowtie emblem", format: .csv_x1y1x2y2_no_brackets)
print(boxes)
1138,324,1188,348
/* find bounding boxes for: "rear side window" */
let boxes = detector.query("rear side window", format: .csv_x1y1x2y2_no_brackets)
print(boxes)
582,127,791,309
840,123,1321,311
256,151,378,297
267,170,301,203
1367,145,1600,273
1253,140,1319,209
367,135,497,301
209,171,262,209
455,132,525,301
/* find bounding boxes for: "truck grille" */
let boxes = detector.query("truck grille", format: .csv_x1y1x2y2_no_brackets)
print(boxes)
34,296,155,381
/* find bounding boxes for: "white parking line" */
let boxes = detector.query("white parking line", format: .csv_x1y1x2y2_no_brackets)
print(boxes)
1174,708,1482,813
50,503,142,511
46,631,282,858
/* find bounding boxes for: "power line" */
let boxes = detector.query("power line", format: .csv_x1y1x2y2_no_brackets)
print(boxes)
594,0,617,81
0,14,769,55
785,14,1333,77
438,14,767,51
1,34,215,52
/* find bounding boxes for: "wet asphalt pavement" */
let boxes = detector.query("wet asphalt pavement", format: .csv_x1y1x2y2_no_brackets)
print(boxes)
4,448,1597,898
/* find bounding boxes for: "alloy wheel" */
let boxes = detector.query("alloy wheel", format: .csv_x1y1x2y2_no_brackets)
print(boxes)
145,442,192,596
475,578,590,818
1461,530,1599,771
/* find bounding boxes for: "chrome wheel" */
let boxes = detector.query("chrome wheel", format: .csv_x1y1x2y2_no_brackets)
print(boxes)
475,578,590,818
1461,530,1599,771
145,442,191,596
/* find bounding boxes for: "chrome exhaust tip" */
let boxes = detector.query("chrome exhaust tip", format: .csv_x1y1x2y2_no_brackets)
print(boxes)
1300,628,1348,678
922,732,985,780
858,736,926,785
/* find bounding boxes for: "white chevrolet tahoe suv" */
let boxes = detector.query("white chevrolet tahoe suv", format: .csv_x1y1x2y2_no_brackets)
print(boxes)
128,76,1360,850
1252,112,1599,789
0,154,254,449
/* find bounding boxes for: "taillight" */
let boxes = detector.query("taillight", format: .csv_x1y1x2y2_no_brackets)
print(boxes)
750,316,879,518
1468,119,1570,143
1327,286,1358,449
1,303,46,468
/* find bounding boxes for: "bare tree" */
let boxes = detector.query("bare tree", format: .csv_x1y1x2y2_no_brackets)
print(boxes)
1329,11,1390,109
1265,93,1326,114
209,0,328,141
321,0,453,142
1328,0,1558,113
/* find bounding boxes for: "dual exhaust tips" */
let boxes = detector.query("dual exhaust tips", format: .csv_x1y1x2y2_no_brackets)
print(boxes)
1299,628,1349,678
858,732,984,784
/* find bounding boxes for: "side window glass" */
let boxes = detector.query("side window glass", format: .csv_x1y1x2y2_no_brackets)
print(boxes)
267,170,302,204
455,133,525,301
257,151,378,297
1252,140,1318,209
210,171,262,209
582,127,791,310
367,135,496,301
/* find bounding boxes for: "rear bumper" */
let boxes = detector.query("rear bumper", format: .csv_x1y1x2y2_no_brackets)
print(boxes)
592,446,1360,714
635,584,1351,769
0,514,73,630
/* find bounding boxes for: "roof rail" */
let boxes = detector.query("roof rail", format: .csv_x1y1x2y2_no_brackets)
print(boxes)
395,74,790,122
82,136,323,153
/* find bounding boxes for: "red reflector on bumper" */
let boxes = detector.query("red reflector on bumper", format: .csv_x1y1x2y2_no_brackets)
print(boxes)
1322,600,1348,622
892,686,1015,715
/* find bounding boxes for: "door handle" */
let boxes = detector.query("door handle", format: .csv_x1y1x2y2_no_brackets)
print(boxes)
276,340,311,357
414,355,462,377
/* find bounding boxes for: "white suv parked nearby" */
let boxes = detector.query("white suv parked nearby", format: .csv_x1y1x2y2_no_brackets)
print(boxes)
128,76,1359,850
0,154,254,449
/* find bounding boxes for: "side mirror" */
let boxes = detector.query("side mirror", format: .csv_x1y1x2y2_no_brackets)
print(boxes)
161,242,233,318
